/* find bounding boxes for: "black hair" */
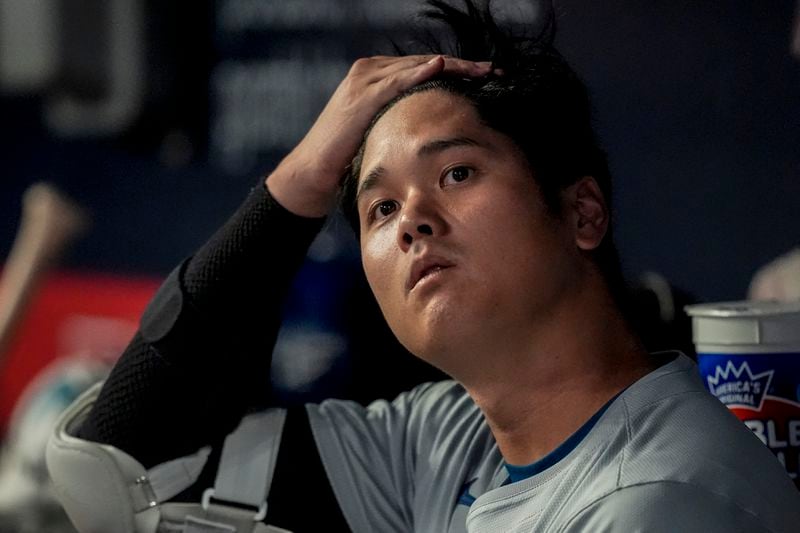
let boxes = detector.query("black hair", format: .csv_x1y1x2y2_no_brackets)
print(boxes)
340,0,629,309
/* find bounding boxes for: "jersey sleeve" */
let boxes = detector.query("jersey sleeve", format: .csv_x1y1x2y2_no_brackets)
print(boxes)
560,482,774,533
305,380,471,533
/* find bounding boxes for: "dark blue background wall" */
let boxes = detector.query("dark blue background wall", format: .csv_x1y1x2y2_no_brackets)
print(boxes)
2,0,798,304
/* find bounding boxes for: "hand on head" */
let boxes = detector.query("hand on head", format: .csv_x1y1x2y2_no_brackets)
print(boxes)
266,55,493,218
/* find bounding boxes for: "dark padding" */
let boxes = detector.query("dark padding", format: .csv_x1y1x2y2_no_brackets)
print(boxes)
139,263,185,344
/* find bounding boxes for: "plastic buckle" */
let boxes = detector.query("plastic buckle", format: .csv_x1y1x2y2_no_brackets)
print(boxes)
201,488,267,522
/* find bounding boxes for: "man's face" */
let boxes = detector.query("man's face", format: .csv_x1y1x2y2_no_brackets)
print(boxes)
356,90,582,375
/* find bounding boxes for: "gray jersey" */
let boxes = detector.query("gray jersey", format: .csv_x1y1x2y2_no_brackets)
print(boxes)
306,354,800,532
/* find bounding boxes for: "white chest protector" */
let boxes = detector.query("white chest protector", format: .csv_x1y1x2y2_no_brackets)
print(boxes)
46,383,292,533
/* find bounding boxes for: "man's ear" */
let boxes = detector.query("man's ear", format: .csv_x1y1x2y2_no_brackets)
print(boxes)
565,176,608,251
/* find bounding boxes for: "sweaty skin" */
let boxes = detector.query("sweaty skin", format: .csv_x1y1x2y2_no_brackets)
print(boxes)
356,90,653,465
356,91,578,374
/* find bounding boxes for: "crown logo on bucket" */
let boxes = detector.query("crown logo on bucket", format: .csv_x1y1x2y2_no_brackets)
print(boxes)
706,360,774,411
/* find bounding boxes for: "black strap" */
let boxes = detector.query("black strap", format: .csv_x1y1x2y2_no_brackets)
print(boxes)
266,407,351,532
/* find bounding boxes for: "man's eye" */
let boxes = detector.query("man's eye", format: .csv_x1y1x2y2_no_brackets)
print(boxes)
442,166,473,185
371,200,397,221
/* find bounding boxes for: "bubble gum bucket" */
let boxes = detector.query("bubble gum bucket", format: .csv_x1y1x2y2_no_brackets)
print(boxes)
685,301,800,487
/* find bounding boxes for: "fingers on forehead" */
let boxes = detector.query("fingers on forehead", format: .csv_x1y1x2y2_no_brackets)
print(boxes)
375,54,490,72
441,57,492,73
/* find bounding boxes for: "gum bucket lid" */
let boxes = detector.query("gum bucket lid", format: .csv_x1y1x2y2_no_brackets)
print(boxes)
685,300,800,318
685,300,800,350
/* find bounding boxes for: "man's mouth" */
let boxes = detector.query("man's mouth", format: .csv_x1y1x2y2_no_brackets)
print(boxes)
407,257,455,292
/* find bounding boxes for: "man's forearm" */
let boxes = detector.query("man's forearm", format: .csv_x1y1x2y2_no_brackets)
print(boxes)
79,182,325,467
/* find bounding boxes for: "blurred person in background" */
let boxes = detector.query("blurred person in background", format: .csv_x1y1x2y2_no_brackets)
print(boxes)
749,247,800,302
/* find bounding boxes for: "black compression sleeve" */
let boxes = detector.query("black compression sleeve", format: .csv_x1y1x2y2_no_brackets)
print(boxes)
79,183,325,467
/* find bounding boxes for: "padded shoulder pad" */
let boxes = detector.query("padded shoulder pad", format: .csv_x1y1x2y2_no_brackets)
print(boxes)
140,262,185,343
46,382,161,533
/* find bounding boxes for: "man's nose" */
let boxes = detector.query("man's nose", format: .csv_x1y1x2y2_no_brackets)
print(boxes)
397,195,444,251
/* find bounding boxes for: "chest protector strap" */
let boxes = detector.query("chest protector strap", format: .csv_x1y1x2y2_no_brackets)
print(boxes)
46,382,290,533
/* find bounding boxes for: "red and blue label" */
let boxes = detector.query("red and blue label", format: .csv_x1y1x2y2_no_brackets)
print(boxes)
698,353,800,488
